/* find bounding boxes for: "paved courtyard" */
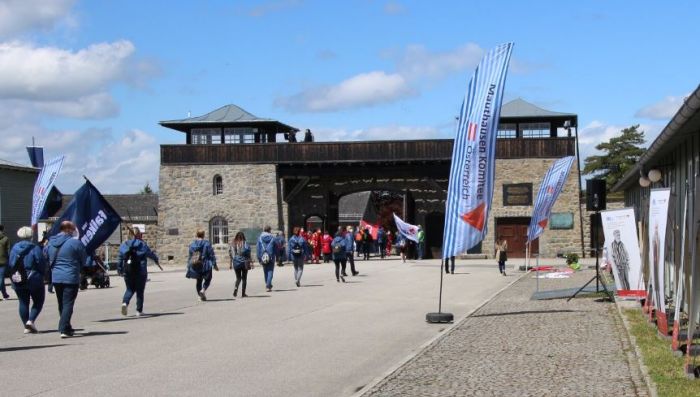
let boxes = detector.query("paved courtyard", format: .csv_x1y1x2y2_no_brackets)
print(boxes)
0,257,512,397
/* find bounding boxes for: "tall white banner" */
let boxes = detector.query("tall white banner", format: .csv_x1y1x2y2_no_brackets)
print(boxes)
601,208,644,297
648,188,670,334
31,155,65,226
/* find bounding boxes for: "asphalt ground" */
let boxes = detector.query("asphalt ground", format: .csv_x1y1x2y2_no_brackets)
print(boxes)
0,256,516,397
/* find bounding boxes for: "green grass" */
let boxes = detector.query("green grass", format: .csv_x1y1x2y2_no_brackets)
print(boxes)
623,309,700,397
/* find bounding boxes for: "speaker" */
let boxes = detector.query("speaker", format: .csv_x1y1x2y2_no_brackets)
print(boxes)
586,179,606,211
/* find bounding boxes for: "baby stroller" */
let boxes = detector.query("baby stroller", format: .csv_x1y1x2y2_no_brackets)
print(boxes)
80,255,111,289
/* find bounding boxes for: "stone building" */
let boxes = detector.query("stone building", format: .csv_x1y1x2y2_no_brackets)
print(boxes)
157,100,586,265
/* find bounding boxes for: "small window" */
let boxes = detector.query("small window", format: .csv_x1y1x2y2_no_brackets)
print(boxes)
497,123,517,139
192,128,222,144
224,127,259,144
213,175,223,195
210,217,228,244
519,122,551,138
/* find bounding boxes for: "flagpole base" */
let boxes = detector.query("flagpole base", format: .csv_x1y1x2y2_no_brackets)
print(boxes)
426,312,454,323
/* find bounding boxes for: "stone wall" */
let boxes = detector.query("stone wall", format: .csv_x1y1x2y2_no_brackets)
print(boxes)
482,158,583,258
158,164,279,266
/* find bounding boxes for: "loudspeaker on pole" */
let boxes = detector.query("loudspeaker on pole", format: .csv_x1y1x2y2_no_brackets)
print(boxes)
586,179,607,211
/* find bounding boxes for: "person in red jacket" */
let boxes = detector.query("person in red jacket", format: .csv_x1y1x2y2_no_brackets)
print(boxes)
386,231,394,257
312,229,322,264
321,230,333,263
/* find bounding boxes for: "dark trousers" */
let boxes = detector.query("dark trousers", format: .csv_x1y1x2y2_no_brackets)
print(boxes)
333,258,347,280
444,256,455,273
363,243,371,260
234,267,248,294
346,253,356,275
323,253,331,263
378,242,386,258
53,283,78,334
196,270,212,293
15,275,46,324
123,273,147,312
498,260,506,274
292,255,304,283
0,266,8,297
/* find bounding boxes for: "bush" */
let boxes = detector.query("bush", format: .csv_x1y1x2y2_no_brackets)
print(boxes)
565,252,579,265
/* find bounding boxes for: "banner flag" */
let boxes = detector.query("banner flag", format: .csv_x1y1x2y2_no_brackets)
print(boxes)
48,179,122,254
360,220,379,240
442,42,514,259
526,156,575,243
38,186,63,221
648,188,671,335
31,155,65,226
393,213,419,243
601,208,645,297
26,146,44,168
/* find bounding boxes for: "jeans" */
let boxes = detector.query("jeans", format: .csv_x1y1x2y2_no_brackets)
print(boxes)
262,264,274,289
498,260,506,274
15,274,45,324
234,267,248,294
444,256,455,273
363,243,371,260
292,255,304,283
378,242,386,259
53,283,79,334
196,270,212,293
0,265,8,297
333,258,347,280
123,273,147,312
417,242,425,259
346,253,357,275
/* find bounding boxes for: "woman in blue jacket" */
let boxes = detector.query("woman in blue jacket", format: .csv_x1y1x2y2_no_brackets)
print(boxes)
229,232,251,298
9,227,47,334
187,229,218,301
331,232,347,283
256,226,277,292
287,227,308,287
117,227,159,316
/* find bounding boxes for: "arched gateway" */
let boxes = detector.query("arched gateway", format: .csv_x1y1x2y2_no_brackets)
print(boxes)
157,101,584,265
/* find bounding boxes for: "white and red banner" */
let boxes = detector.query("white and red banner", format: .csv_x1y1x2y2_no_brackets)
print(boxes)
601,208,644,298
527,156,575,242
648,188,670,334
442,42,514,258
360,220,379,240
31,155,65,226
393,213,419,243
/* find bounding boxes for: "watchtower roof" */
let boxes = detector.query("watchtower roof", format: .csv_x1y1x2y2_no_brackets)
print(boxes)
159,104,297,133
500,98,576,119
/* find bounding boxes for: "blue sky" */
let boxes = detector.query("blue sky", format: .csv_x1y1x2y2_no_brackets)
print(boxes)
0,0,698,193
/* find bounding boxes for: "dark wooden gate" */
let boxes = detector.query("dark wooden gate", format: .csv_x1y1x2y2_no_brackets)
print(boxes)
495,217,538,258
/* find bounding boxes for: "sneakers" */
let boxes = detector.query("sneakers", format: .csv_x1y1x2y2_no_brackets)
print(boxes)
266,288,272,292
296,280,300,287
60,329,75,339
198,289,207,301
121,303,128,316
340,276,346,283
241,293,248,298
341,272,348,277
233,288,238,297
352,271,359,276
136,311,143,317
25,321,38,334
502,271,507,277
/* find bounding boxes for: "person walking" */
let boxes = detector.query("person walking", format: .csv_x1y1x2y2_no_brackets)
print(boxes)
444,256,456,274
386,231,393,257
229,232,251,298
275,232,287,267
46,221,90,338
257,226,277,292
376,226,387,259
343,226,359,276
8,227,47,333
355,228,364,258
416,226,426,260
396,233,408,263
362,228,372,260
186,229,218,301
495,238,508,276
117,227,160,316
331,232,347,283
0,224,11,300
321,230,332,263
312,229,322,264
288,227,308,287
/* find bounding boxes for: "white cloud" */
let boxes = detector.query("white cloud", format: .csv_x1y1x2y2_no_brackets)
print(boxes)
577,121,663,164
0,0,76,38
395,43,484,81
635,95,685,120
276,71,414,112
314,124,444,142
0,40,135,101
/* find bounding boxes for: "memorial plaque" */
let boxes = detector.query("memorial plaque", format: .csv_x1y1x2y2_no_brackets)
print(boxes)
503,183,532,206
550,212,574,229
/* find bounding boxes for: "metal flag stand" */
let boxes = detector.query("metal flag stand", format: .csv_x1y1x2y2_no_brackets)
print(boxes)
426,257,454,323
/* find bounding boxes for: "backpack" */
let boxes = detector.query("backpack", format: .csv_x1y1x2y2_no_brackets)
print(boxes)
191,245,204,271
260,237,274,265
123,241,141,276
10,244,34,286
332,241,343,254
290,238,303,256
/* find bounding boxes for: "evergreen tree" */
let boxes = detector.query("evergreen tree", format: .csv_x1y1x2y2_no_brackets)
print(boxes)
139,182,154,194
583,125,646,189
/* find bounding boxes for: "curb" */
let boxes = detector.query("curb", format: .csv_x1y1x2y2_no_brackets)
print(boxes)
352,270,529,397
614,298,658,397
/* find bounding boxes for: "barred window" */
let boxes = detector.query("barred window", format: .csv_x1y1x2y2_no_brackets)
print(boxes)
210,217,228,244
224,127,260,144
213,175,223,195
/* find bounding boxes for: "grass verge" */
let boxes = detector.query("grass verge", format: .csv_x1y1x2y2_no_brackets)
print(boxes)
623,308,700,397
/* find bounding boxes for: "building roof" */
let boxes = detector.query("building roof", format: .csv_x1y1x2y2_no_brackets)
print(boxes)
54,193,158,221
159,104,298,133
0,158,39,173
500,98,577,119
613,84,700,191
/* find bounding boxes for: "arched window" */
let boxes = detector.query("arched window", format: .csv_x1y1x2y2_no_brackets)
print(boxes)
213,175,223,195
210,217,228,244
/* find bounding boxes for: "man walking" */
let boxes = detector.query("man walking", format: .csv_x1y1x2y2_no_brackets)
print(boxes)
257,226,278,292
344,226,359,276
118,226,160,316
0,225,11,300
416,226,426,260
46,221,90,338
376,226,387,259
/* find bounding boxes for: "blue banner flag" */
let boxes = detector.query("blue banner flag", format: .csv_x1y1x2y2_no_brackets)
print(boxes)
48,179,122,254
31,155,65,225
442,43,514,259
26,146,44,168
526,156,575,243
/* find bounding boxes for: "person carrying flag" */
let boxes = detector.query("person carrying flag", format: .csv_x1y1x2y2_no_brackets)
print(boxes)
117,226,160,316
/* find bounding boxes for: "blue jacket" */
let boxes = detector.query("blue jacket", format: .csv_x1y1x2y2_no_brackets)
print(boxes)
187,239,216,276
331,236,347,261
9,240,47,288
287,235,307,258
256,232,277,264
229,241,251,269
118,238,159,276
46,232,89,285
377,228,386,244
344,233,354,253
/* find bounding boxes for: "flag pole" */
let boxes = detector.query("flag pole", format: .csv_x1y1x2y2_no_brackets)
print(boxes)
426,255,454,323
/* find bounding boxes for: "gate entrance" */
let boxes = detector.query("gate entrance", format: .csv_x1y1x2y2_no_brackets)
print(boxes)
495,217,538,258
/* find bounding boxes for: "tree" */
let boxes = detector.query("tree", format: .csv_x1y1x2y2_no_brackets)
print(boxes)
139,182,154,194
583,125,646,190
